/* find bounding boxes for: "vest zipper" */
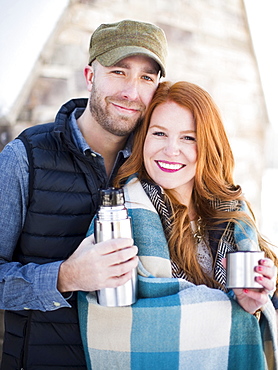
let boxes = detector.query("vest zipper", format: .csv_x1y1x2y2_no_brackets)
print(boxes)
20,311,32,369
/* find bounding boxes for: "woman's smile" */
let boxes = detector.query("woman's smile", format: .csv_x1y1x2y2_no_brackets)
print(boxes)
155,160,185,172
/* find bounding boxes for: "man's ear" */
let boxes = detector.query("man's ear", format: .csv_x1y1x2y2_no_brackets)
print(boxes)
84,65,94,91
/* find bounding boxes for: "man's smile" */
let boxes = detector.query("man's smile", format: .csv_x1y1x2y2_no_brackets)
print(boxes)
108,99,143,114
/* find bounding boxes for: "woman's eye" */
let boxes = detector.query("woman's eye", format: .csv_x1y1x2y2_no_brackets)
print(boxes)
153,131,166,137
183,135,196,142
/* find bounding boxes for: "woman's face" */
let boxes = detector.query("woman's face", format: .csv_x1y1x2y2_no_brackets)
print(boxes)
143,101,197,203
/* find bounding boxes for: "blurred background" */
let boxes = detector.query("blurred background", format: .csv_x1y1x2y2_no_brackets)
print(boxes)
0,0,278,357
1,0,277,245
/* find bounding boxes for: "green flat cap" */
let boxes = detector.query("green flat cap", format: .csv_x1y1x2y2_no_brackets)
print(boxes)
89,19,167,77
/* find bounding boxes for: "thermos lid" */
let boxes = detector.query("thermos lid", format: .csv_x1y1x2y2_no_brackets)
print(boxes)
100,188,125,206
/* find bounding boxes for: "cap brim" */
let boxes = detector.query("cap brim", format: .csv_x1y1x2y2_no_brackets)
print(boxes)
96,45,165,77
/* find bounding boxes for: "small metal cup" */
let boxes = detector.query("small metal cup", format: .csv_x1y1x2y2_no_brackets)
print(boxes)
226,251,265,289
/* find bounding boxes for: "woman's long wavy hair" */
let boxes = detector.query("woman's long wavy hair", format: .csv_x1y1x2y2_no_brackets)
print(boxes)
114,81,278,288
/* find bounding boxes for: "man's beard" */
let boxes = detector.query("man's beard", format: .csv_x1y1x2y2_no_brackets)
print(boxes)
89,85,145,137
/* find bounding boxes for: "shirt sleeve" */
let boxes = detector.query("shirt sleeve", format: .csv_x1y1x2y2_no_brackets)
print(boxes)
0,140,71,311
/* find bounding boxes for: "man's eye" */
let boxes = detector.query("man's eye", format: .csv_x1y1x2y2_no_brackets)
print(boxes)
112,70,124,75
142,75,153,81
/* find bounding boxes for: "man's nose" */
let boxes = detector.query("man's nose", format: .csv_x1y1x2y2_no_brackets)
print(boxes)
120,79,140,101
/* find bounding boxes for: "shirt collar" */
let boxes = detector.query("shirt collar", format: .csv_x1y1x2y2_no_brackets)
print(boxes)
69,108,91,154
69,108,132,158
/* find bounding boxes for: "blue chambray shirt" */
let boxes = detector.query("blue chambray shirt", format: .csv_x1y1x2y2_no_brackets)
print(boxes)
0,108,131,311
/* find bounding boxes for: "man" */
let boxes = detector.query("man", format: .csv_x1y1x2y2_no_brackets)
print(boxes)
0,19,167,369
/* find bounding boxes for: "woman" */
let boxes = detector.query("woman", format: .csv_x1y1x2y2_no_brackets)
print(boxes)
79,81,278,370
115,81,278,311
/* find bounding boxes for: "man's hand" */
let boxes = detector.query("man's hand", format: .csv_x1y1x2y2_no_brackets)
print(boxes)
57,234,138,293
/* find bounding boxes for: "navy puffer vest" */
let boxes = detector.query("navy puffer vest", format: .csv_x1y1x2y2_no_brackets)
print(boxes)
1,99,108,369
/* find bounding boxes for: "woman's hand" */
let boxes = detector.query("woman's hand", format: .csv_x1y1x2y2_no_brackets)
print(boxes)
232,258,277,314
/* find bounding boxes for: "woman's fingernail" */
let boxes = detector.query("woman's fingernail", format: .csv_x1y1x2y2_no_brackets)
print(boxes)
243,289,249,293
257,266,263,272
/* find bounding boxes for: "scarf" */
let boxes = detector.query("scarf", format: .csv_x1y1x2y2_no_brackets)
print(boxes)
78,176,277,370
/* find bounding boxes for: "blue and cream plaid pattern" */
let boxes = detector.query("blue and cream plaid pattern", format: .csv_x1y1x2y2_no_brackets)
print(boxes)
78,176,277,370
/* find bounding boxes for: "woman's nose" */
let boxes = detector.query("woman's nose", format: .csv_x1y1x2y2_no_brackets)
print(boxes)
163,140,180,156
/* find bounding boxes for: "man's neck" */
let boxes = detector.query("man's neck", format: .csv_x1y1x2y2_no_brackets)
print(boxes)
77,108,127,176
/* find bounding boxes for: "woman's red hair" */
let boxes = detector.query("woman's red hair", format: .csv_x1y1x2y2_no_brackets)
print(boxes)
114,81,277,288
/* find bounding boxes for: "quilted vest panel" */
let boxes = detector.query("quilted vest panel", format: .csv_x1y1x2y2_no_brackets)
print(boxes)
1,99,107,369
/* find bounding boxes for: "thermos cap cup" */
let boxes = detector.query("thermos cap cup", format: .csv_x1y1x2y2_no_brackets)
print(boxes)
226,251,264,289
100,188,124,207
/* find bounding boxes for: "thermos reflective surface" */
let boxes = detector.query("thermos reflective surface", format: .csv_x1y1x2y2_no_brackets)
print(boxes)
94,188,138,307
226,251,264,289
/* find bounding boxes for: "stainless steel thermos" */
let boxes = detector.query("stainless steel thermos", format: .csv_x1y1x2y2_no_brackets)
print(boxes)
94,187,138,307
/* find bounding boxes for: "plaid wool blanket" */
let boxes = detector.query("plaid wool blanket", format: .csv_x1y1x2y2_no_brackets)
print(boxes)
78,176,278,370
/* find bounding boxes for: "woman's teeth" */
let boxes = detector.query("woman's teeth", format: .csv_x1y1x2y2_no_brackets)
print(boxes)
157,161,184,170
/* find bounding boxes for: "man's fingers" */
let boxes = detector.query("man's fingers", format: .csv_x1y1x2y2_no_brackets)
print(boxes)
94,238,134,255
